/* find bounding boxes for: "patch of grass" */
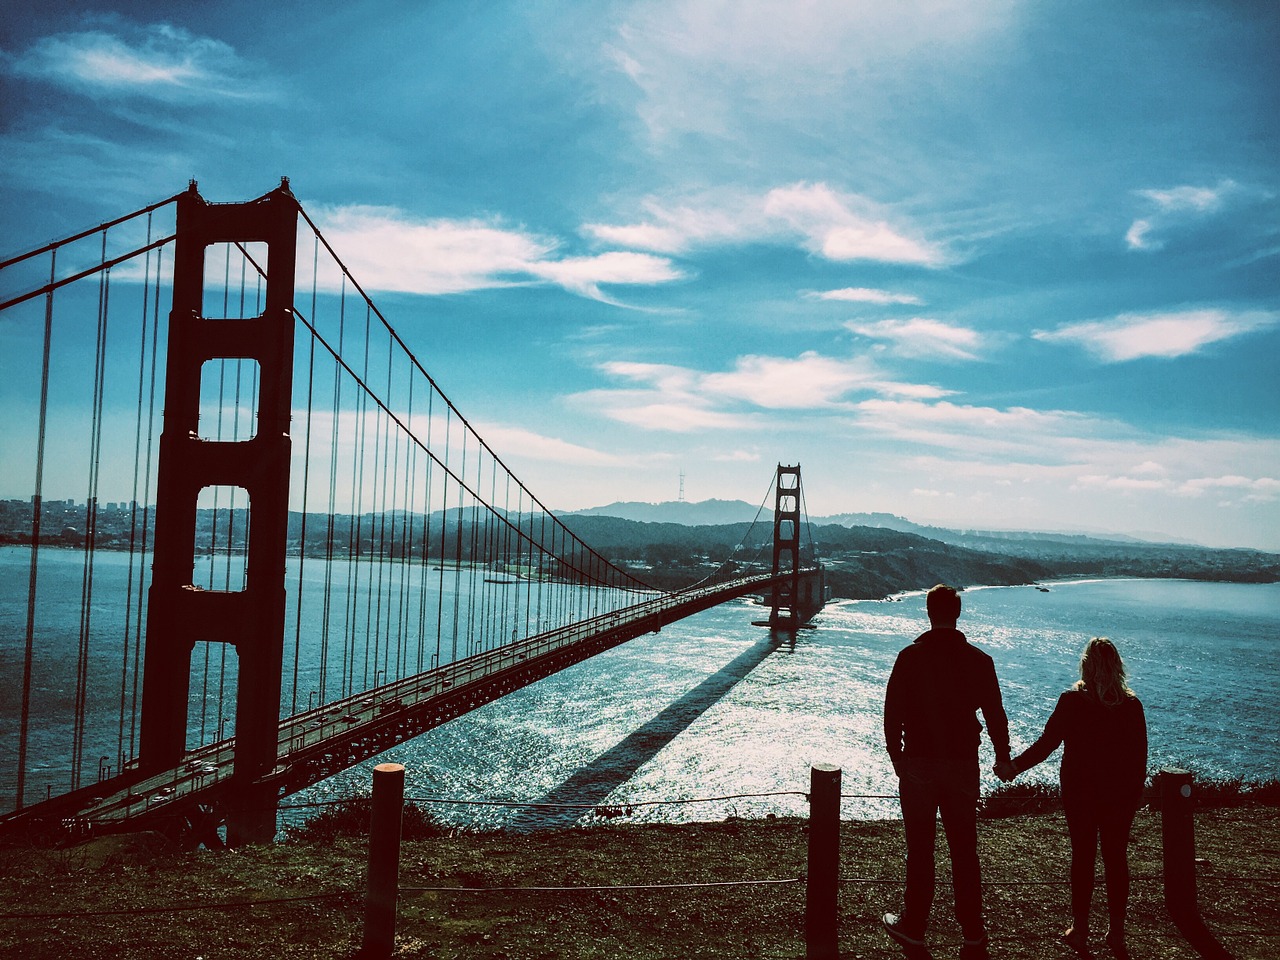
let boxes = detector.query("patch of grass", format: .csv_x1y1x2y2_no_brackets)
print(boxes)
980,776,1280,819
283,798,456,844
979,781,1061,818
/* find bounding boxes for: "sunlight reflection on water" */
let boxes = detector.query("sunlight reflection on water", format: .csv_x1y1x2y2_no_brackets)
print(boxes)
303,580,1279,829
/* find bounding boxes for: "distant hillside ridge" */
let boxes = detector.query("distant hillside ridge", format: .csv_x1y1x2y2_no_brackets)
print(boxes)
569,499,767,525
572,499,1205,548
564,502,1280,597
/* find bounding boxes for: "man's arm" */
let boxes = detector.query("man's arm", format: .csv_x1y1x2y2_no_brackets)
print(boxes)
884,655,906,774
980,658,1011,763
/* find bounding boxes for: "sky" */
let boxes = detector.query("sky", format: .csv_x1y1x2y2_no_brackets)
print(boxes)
1,1,1278,550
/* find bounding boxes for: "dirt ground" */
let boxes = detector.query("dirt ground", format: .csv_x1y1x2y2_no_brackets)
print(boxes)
0,806,1276,959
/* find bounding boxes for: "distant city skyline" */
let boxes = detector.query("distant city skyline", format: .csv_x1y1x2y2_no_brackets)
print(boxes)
1,2,1277,550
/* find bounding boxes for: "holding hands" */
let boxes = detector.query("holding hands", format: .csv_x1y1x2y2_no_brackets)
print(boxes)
994,758,1018,783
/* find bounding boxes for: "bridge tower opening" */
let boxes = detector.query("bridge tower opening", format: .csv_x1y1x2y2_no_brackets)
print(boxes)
139,179,298,845
767,463,824,629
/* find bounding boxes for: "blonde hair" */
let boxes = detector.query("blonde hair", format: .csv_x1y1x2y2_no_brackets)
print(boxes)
1074,636,1134,707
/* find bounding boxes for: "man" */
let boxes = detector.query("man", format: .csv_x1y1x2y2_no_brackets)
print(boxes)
883,584,1011,959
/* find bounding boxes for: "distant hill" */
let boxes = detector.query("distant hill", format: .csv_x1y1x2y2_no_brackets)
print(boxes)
570,499,767,525
572,499,1177,547
565,499,1280,597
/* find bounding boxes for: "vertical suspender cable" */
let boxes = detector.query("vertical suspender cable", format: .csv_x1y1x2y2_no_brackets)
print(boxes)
73,235,111,789
399,374,417,677
14,248,57,810
435,411,450,668
356,304,374,688
291,235,320,714
372,336,393,679
129,246,163,758
118,212,154,768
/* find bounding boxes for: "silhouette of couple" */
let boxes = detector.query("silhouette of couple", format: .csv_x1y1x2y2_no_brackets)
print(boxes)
882,585,1148,959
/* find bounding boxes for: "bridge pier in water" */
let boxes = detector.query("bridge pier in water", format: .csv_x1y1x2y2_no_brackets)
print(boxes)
139,180,299,844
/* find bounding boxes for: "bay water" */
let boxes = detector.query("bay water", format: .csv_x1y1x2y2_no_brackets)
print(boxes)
2,545,1277,824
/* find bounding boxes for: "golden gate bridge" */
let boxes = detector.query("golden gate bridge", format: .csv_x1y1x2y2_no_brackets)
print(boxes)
0,180,824,847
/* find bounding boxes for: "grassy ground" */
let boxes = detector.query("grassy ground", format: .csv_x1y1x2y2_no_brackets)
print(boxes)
1,803,1276,959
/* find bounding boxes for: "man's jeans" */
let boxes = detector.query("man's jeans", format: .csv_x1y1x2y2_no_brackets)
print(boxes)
897,755,985,942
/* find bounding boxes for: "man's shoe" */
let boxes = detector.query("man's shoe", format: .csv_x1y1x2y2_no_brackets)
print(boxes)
882,913,926,948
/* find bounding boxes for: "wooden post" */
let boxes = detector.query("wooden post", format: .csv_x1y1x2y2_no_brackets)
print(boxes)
362,763,405,958
805,763,841,959
1159,768,1233,960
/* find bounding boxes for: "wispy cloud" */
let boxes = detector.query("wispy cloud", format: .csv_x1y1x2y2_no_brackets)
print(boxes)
471,423,623,467
847,318,983,360
852,397,1103,458
810,287,924,305
763,183,947,265
1034,308,1278,361
607,0,1015,143
1125,179,1239,251
1073,472,1280,502
526,251,682,303
700,352,880,409
5,23,268,101
574,352,951,432
583,195,751,254
310,205,682,301
584,182,947,265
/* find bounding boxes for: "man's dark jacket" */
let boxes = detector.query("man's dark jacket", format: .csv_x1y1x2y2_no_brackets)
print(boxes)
884,627,1011,768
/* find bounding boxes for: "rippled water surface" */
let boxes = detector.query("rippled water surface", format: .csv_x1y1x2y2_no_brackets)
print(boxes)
304,578,1280,827
3,545,1276,825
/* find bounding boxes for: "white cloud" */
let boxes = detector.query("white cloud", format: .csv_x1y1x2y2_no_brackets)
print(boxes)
608,0,1015,142
1138,183,1233,213
852,398,1099,457
583,182,946,265
1125,180,1239,252
701,353,878,409
811,287,924,305
1034,308,1278,361
1124,218,1155,251
471,423,623,467
847,318,983,360
1177,475,1280,501
309,205,682,301
583,197,752,254
526,251,683,302
579,351,955,433
763,183,946,266
6,24,266,101
580,394,760,433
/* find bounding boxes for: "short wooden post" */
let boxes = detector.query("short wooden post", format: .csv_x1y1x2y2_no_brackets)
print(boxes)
805,763,841,959
1159,768,1232,960
362,762,405,958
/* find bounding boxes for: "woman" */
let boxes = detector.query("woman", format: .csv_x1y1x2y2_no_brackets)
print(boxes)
1004,637,1147,954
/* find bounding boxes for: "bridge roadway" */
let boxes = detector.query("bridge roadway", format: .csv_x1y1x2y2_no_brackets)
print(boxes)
1,568,822,844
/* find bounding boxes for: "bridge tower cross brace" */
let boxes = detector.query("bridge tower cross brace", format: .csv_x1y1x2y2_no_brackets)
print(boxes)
139,180,298,844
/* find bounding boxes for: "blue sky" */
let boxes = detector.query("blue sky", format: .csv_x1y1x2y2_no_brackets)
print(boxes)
1,1,1278,549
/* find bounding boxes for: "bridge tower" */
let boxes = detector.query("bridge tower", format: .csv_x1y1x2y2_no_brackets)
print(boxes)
768,464,823,628
139,180,298,844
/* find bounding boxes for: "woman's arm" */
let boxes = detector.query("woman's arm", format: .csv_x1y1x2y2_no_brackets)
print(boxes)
1011,692,1070,774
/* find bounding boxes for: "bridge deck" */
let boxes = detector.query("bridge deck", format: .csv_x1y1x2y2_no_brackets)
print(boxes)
1,569,822,842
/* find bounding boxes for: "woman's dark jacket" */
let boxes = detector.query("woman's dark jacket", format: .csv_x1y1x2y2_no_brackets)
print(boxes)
1014,688,1147,812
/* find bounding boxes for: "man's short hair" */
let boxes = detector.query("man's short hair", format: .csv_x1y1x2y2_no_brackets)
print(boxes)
926,583,961,623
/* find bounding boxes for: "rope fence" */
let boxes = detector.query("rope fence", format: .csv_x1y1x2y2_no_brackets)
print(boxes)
2,766,1274,959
